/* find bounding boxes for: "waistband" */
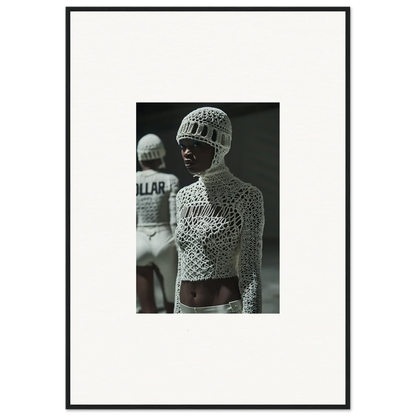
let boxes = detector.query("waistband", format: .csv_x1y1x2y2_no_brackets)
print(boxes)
180,299,242,314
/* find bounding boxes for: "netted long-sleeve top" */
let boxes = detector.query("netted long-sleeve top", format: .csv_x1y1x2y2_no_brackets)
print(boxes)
136,170,179,231
174,169,264,313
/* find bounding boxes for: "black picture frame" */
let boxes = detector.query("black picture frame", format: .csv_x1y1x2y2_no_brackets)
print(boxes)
61,2,357,415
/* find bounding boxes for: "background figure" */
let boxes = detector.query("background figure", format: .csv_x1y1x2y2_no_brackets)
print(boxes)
174,107,265,313
136,134,179,313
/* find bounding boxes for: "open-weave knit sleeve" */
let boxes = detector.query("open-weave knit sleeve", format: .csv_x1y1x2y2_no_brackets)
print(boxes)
173,258,182,314
238,186,265,313
169,174,180,234
173,189,184,314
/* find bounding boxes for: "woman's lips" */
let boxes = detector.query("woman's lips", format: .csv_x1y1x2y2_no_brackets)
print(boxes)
184,159,194,168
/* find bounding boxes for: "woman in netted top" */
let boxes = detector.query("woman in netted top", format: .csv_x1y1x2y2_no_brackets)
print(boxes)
136,134,179,313
174,107,264,313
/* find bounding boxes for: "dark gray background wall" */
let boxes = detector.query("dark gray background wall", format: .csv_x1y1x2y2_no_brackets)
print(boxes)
136,103,279,241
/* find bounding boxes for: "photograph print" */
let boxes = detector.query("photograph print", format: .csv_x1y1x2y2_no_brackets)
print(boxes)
135,103,279,314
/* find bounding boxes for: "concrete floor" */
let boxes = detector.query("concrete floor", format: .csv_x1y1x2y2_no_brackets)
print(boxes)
137,239,279,313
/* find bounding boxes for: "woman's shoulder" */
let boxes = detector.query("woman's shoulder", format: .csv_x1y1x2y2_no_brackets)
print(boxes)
177,181,198,198
232,179,263,207
230,176,262,194
178,181,198,195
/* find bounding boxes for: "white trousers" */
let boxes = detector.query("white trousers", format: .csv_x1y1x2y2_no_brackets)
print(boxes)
136,225,177,302
179,299,243,314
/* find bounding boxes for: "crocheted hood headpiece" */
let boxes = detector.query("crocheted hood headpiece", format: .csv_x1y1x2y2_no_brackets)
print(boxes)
137,134,166,169
176,107,232,176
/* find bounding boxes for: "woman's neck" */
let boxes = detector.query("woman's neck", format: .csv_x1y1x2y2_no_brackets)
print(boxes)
197,163,233,185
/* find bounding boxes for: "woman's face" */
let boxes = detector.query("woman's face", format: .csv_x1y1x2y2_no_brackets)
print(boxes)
179,139,215,174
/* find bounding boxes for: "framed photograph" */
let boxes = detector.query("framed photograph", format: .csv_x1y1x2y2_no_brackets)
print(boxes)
66,7,350,409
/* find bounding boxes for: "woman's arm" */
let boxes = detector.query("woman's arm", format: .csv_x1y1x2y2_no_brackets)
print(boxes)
173,189,183,313
238,186,265,313
173,257,182,314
